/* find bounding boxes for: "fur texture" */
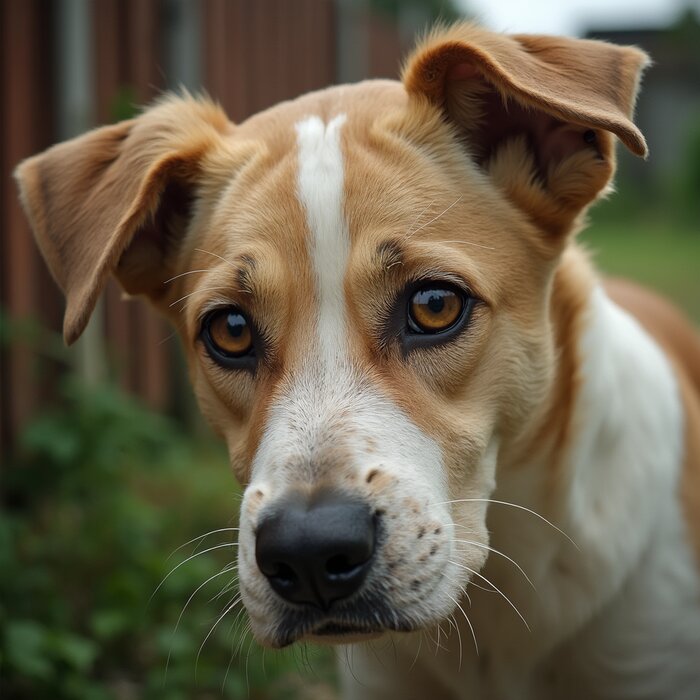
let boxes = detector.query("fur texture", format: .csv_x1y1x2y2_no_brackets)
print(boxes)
15,22,700,699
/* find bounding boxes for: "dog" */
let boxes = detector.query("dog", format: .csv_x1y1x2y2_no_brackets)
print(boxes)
15,22,700,700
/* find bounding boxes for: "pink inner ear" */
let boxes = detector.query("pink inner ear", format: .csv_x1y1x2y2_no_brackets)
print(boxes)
445,74,599,180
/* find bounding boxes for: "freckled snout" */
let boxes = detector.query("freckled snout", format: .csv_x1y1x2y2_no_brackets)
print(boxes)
255,491,376,611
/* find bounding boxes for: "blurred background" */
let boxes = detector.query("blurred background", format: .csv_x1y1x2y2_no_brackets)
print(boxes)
1,0,698,698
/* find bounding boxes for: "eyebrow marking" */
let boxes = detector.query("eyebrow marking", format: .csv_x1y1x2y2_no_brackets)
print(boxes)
236,254,257,295
376,240,405,270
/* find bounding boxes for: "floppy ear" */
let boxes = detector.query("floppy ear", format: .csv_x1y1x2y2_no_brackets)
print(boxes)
402,23,650,237
14,94,233,344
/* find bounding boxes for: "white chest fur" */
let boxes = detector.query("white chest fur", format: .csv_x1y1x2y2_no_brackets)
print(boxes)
341,286,700,699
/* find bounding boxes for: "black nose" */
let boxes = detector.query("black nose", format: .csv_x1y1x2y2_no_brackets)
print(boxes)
255,491,375,610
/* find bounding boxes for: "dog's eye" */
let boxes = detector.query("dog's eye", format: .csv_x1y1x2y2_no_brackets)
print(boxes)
408,286,464,334
201,308,255,365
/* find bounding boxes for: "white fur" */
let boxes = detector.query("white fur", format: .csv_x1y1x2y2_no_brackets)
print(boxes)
341,286,700,699
236,115,475,645
295,113,349,359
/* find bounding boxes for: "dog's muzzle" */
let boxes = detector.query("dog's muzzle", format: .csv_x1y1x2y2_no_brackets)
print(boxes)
255,490,376,611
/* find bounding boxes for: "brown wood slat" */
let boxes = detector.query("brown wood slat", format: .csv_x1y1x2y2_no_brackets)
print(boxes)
94,0,122,123
202,0,226,113
1,0,57,451
367,12,403,79
126,0,169,409
127,0,161,102
1,0,410,447
203,0,335,122
94,0,134,398
94,0,170,408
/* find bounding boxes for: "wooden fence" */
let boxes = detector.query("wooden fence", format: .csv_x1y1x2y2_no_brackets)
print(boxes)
0,0,412,449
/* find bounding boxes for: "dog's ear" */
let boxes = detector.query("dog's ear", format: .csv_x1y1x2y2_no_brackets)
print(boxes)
402,23,650,237
14,94,233,344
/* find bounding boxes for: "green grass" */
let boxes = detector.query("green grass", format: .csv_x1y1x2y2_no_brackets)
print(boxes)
582,215,700,323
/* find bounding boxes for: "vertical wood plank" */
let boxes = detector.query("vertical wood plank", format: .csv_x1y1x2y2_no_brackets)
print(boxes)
1,0,56,451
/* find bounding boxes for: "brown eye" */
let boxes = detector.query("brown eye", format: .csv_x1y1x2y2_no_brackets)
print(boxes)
408,287,464,334
202,308,254,362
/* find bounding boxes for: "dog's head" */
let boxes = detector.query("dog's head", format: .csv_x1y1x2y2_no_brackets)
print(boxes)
16,25,648,647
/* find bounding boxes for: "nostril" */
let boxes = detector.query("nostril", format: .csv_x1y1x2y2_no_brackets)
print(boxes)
269,562,297,588
326,554,359,578
256,491,376,608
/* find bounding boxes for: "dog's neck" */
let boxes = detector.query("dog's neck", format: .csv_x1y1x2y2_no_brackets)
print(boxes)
475,242,685,663
496,243,597,494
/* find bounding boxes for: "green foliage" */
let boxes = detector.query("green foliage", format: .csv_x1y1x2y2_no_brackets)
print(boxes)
672,115,700,221
109,86,140,122
1,379,335,699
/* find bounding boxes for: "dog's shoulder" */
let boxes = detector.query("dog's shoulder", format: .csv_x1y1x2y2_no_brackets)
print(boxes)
605,277,700,565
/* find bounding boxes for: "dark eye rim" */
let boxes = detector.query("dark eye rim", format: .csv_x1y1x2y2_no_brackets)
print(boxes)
397,279,477,353
200,307,259,370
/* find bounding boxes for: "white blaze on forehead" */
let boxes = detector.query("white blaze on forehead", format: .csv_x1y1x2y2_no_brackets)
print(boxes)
295,114,349,359
245,114,450,562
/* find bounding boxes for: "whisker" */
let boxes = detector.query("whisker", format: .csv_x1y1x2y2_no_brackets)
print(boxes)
210,573,239,601
434,498,578,549
409,631,423,671
157,330,179,347
222,608,247,692
453,561,530,631
209,572,240,604
222,645,236,693
164,563,238,681
195,594,243,675
446,592,478,657
450,537,535,589
435,620,443,655
446,561,494,594
436,239,496,251
407,195,463,238
194,247,238,269
234,615,252,658
405,199,436,238
167,528,240,561
150,543,238,603
245,632,255,695
449,612,464,670
162,268,214,286
168,286,233,308
342,643,363,689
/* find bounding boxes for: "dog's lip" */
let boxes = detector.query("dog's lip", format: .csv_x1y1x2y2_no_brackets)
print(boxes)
301,621,384,645
274,621,382,648
313,621,381,636
276,613,418,647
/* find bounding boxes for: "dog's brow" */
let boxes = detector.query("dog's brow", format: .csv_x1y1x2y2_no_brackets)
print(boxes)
376,240,405,269
235,255,257,295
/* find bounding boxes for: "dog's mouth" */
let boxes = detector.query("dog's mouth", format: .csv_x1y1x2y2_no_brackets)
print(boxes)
301,620,385,645
272,599,419,647
314,621,380,636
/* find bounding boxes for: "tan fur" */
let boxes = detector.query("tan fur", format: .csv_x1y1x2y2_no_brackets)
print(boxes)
402,23,649,237
523,245,597,480
14,21,700,696
14,95,233,344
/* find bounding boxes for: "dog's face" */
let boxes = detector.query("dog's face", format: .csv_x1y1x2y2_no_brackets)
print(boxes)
16,25,647,647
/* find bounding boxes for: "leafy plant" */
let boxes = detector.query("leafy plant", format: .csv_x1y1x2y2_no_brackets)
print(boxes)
1,378,335,698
